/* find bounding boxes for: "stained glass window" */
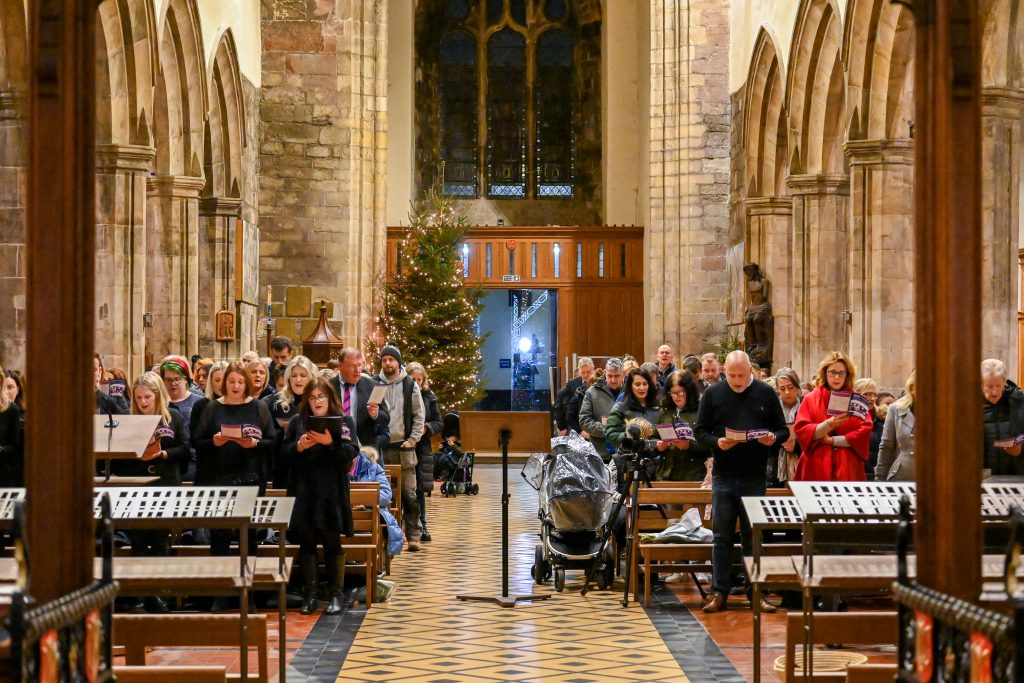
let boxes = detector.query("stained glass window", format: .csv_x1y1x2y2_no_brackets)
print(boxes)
433,0,581,201
440,31,478,197
486,29,527,198
535,30,575,198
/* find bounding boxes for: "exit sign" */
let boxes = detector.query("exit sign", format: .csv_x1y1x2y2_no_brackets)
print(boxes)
502,274,521,283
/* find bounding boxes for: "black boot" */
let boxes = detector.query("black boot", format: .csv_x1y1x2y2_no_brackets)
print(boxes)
324,551,346,616
299,555,319,616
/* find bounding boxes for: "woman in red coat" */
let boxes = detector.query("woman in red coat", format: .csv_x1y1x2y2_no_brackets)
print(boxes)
793,352,873,481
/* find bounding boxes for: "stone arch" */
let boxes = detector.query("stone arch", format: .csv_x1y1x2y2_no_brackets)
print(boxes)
844,0,914,142
982,0,1024,88
96,0,157,146
744,28,788,198
206,29,244,199
0,2,26,93
786,0,847,176
153,0,206,177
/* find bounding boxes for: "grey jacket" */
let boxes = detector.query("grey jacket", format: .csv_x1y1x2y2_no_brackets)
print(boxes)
875,404,915,481
579,380,619,456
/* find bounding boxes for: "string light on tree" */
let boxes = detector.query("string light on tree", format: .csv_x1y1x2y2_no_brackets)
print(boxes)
367,186,487,414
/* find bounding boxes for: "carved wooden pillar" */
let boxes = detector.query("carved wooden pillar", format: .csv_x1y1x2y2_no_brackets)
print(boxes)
26,0,97,602
981,87,1024,379
145,174,205,358
845,138,915,386
745,197,793,368
95,144,155,377
198,196,243,359
913,0,982,598
786,174,850,378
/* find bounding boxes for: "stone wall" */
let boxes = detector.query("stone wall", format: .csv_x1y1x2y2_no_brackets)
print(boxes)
0,93,25,370
646,0,732,357
259,0,388,345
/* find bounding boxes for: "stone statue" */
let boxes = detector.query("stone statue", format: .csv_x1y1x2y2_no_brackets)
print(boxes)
743,263,774,371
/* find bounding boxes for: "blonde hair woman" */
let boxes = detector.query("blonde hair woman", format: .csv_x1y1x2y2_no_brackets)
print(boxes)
266,355,319,488
875,371,916,481
793,352,874,481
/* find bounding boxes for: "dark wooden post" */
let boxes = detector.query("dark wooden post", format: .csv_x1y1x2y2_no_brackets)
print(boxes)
913,0,982,598
25,0,98,602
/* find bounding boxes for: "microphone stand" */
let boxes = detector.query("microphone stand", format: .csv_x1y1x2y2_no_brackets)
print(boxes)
102,402,118,481
457,428,551,608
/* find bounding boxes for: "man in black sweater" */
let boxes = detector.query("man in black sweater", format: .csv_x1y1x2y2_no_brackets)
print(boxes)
695,350,788,613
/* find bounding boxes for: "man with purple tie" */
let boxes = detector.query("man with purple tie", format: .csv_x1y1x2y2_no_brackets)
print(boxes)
330,347,390,451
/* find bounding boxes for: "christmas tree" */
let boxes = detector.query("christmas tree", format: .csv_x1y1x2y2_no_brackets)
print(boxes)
368,188,487,414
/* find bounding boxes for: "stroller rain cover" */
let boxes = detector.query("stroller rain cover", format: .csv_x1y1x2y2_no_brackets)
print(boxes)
542,432,616,532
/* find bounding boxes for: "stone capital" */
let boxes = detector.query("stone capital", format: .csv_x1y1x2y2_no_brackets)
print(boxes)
96,144,156,173
983,87,1024,120
146,174,207,199
785,173,850,196
745,196,792,216
199,196,243,218
843,138,914,166
0,87,23,121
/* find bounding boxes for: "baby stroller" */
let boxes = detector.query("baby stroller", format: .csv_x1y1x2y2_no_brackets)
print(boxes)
522,432,618,592
437,413,479,497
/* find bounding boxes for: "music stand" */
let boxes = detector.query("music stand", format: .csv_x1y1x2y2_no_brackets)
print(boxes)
457,412,552,608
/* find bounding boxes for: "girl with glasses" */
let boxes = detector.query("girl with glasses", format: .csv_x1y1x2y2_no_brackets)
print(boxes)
792,352,873,481
283,378,358,615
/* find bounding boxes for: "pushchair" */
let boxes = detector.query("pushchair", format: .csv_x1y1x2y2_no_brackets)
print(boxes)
522,432,618,592
437,413,479,497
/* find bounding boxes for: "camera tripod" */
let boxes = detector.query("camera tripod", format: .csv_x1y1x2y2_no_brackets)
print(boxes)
580,449,664,607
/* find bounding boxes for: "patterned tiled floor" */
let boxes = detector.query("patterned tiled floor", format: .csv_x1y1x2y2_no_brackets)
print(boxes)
336,464,692,683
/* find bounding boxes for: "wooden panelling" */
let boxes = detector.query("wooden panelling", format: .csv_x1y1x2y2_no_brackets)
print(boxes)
386,226,645,372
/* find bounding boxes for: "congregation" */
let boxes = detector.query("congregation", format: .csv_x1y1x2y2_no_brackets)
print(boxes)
552,344,1024,613
0,337,1020,623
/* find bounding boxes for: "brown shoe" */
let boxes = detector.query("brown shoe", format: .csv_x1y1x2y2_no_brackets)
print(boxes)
702,593,726,613
757,597,777,613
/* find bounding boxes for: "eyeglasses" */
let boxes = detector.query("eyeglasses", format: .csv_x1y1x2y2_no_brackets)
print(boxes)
826,370,848,377
669,389,686,397
309,394,328,402
163,376,184,384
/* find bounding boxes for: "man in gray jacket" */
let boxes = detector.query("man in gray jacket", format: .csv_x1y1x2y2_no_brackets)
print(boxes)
579,358,625,458
378,344,426,550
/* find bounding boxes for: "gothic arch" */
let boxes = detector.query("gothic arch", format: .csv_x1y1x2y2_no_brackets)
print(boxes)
786,0,847,175
96,0,156,146
844,0,914,141
744,28,789,197
982,0,1024,88
0,1,26,92
206,29,244,199
153,0,206,177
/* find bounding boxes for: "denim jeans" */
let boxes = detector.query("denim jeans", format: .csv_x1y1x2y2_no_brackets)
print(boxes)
711,473,766,596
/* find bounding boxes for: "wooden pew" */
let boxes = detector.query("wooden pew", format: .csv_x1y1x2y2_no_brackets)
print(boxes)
845,664,899,682
384,464,403,523
631,487,717,607
782,612,897,683
345,484,381,607
113,666,228,682
114,614,268,683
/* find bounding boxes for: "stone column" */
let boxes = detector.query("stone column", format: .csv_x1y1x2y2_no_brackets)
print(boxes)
787,174,850,378
745,197,793,368
95,143,154,376
145,175,205,359
260,0,388,345
0,85,25,369
198,196,243,359
844,138,914,387
981,87,1024,379
646,0,731,355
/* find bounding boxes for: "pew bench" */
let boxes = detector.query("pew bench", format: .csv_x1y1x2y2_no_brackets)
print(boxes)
114,614,268,683
113,666,228,682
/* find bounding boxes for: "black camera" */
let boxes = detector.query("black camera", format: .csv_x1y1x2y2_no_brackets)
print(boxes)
620,424,659,457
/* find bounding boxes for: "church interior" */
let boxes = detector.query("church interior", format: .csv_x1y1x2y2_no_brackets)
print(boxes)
0,0,1021,681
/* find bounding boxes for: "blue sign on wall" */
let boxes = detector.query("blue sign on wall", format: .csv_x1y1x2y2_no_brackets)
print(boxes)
499,358,512,368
